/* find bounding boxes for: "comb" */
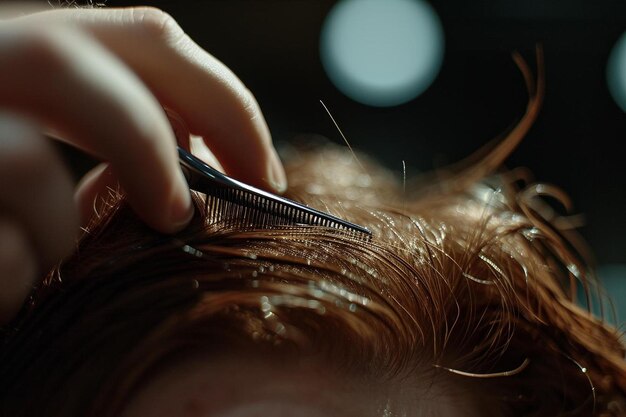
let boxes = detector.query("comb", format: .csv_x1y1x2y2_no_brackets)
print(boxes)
178,147,372,239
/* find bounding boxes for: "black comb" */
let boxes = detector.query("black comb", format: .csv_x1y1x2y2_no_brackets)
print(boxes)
178,147,372,239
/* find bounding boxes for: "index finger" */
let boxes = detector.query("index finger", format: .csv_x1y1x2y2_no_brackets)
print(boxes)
17,7,288,193
0,26,193,233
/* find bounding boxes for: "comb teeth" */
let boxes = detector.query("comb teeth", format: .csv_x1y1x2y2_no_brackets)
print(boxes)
179,147,372,240
199,187,370,239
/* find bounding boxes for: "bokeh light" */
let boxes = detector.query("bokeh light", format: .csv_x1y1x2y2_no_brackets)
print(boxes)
598,264,626,324
607,32,626,112
320,0,444,107
577,264,626,325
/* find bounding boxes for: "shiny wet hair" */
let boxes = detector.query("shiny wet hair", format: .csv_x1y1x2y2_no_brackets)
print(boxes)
1,53,625,417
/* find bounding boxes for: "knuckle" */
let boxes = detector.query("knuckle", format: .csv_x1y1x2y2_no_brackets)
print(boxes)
130,6,184,42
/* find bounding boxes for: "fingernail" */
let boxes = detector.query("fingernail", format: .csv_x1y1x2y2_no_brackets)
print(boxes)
169,175,194,230
268,150,287,193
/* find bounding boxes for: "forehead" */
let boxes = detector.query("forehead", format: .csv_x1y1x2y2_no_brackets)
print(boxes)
120,352,482,417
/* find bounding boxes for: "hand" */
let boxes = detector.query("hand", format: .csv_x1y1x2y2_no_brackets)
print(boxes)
0,6,286,323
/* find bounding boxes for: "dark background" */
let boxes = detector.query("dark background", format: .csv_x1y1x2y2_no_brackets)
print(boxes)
103,0,626,267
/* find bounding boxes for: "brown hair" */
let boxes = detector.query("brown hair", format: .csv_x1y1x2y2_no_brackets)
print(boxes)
1,53,625,416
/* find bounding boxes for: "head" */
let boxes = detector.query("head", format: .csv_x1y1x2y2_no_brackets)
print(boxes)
2,60,626,417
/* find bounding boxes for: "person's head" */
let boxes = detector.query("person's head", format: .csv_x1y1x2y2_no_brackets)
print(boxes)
2,60,626,417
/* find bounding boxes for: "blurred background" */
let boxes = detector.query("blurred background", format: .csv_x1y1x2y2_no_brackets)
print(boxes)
96,0,626,321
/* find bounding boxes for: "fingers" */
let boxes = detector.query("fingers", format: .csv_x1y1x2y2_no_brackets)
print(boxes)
74,108,224,226
0,114,77,264
0,114,78,322
0,6,287,322
16,7,287,192
74,139,222,227
0,25,193,233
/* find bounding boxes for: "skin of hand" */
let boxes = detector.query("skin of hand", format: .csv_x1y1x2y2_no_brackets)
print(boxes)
0,6,287,323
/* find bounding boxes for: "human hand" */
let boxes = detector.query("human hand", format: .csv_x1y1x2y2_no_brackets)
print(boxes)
0,6,286,322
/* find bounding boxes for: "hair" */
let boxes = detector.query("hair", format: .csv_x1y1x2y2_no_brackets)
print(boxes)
1,52,626,417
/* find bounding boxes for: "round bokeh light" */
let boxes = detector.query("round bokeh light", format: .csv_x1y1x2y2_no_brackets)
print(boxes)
320,0,444,107
607,32,626,112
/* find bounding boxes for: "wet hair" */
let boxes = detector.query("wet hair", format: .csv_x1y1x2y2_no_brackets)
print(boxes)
1,53,626,417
